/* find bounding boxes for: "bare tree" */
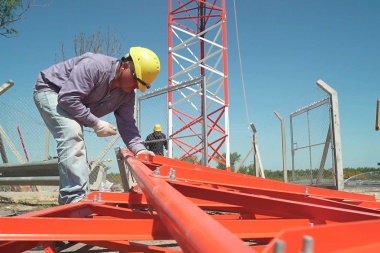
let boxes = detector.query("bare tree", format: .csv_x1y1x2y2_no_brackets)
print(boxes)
0,0,50,38
56,26,126,62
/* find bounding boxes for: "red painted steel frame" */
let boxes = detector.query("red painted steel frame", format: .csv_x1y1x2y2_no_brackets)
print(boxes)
168,0,230,169
0,149,380,252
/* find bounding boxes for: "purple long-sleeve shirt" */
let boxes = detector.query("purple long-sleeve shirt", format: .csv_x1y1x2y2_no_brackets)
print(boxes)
34,52,145,154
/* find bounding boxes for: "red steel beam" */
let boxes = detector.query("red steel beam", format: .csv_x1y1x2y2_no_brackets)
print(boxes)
263,219,380,253
168,181,380,222
145,155,376,202
0,148,380,252
124,149,255,253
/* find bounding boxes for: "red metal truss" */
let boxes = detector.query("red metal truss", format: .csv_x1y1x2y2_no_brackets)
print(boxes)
1,149,380,252
168,0,231,169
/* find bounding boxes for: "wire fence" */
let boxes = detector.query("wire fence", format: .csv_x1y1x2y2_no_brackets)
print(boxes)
345,171,380,191
137,80,208,164
289,97,334,186
0,83,124,192
138,90,169,151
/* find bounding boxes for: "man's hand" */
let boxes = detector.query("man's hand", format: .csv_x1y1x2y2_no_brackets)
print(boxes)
136,149,155,157
92,120,117,137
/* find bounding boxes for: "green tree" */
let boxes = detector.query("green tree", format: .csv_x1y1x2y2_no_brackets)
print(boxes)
182,155,201,164
0,0,48,38
237,163,255,175
216,152,241,171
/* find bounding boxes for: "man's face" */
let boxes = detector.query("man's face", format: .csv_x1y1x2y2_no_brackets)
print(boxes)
154,131,161,137
116,61,138,93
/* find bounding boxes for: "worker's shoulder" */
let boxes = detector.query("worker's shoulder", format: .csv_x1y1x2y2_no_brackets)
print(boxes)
85,52,116,60
80,53,117,67
145,133,154,139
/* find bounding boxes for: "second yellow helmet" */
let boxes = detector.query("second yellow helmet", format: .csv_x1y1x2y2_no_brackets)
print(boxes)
153,124,162,132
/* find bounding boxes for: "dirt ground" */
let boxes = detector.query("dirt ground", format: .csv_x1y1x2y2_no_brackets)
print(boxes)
0,191,58,215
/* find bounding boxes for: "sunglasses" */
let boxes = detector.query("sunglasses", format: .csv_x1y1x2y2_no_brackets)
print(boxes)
132,73,150,89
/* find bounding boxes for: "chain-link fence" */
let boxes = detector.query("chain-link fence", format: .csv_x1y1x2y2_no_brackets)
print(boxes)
0,82,124,192
289,97,335,187
137,90,168,152
137,79,210,164
344,171,380,191
0,79,212,194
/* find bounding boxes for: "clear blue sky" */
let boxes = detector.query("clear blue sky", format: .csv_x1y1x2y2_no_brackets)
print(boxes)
1,0,379,171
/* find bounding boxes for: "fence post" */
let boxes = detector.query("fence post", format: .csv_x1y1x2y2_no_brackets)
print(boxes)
274,111,288,182
316,79,344,191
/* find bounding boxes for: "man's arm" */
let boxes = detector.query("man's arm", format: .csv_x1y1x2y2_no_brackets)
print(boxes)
114,92,146,154
163,133,168,150
144,134,151,150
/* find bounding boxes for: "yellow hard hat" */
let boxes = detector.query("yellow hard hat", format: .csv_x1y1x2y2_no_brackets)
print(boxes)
153,124,162,132
130,47,160,92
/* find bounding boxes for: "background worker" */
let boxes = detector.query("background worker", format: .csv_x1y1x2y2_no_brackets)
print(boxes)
145,124,168,156
33,46,160,205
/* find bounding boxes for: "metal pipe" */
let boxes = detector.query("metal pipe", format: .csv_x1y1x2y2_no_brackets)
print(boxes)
201,76,208,166
121,148,254,253
0,176,59,185
0,159,58,173
17,125,30,162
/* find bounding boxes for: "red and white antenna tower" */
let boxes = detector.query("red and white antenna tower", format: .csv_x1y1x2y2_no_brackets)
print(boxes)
168,0,230,170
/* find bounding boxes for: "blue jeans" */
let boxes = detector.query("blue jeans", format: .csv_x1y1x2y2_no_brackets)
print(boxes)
33,91,88,204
